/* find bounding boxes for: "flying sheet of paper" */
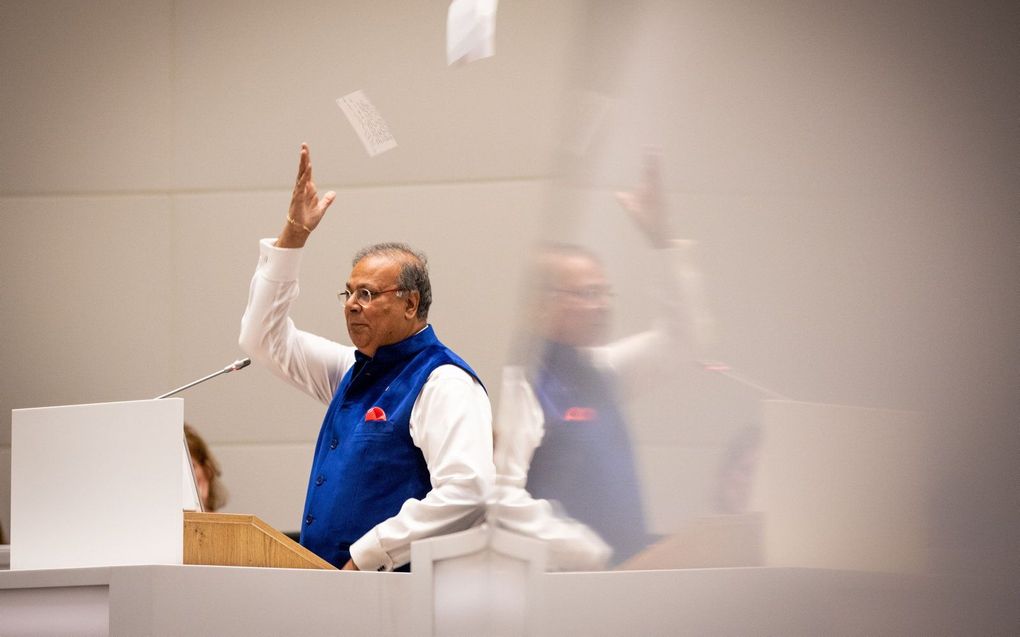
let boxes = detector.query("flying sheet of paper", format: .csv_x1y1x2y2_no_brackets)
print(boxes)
447,0,498,65
336,90,397,157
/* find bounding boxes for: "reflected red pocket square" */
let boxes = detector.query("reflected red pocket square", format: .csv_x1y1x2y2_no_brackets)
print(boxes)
364,406,387,421
563,407,596,421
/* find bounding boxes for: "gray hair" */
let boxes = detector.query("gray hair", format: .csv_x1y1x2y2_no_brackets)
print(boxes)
352,242,432,320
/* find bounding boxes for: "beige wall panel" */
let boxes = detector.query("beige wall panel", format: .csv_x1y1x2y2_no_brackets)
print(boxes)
171,180,546,444
210,442,315,534
559,182,1016,432
569,3,1017,198
167,191,325,444
0,196,174,542
0,196,175,447
171,0,580,191
0,1,173,194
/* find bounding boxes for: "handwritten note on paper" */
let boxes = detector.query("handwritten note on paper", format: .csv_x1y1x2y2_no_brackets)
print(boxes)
336,90,397,157
447,0,498,66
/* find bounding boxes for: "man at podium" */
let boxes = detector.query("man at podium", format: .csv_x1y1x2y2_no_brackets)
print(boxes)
239,143,494,572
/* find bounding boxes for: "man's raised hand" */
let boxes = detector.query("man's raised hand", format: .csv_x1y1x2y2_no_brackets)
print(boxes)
278,143,336,248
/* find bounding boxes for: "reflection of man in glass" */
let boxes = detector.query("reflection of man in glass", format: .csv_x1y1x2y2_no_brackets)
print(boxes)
525,243,651,562
497,151,706,565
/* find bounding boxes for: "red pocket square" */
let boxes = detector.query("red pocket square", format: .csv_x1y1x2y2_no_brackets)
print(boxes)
364,406,387,421
563,407,596,422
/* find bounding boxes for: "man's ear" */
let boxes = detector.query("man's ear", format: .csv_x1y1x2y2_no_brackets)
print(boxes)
404,290,420,320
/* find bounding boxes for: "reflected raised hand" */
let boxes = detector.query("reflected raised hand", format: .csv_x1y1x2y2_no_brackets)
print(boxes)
614,148,670,248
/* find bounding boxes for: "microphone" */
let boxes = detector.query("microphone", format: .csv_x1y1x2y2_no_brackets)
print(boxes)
155,358,252,400
697,360,791,400
155,357,251,514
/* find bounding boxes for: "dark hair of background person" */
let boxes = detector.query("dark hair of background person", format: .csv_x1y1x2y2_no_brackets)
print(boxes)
185,423,227,512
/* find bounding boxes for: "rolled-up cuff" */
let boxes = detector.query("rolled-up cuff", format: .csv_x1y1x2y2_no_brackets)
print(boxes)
257,237,304,282
350,529,394,572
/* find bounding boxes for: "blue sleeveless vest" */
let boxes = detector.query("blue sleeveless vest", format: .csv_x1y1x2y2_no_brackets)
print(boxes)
299,325,481,568
526,341,650,564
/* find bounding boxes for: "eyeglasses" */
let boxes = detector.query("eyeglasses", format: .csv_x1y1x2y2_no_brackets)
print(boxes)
337,287,405,307
551,286,614,302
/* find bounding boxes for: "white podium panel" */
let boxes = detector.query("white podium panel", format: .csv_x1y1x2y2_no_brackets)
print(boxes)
11,399,184,570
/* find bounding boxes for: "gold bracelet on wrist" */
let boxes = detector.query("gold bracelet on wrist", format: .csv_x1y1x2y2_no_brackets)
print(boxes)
287,215,312,234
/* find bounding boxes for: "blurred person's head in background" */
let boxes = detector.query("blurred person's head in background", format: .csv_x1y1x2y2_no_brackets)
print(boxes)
185,423,227,512
534,243,612,348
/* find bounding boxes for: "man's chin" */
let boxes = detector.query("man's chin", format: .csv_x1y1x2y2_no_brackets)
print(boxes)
347,332,370,351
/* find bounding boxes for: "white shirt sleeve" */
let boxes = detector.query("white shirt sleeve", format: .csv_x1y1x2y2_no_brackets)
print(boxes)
238,238,354,404
595,239,706,394
490,368,612,570
350,364,495,571
491,485,611,571
493,365,546,489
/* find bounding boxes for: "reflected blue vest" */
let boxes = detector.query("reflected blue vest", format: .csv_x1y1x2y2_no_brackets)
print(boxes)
526,341,650,563
299,325,480,568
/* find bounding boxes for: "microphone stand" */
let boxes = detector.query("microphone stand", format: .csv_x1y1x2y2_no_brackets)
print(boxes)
155,358,251,400
154,357,252,513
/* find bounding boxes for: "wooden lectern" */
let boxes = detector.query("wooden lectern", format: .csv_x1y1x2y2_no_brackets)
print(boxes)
183,511,335,569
